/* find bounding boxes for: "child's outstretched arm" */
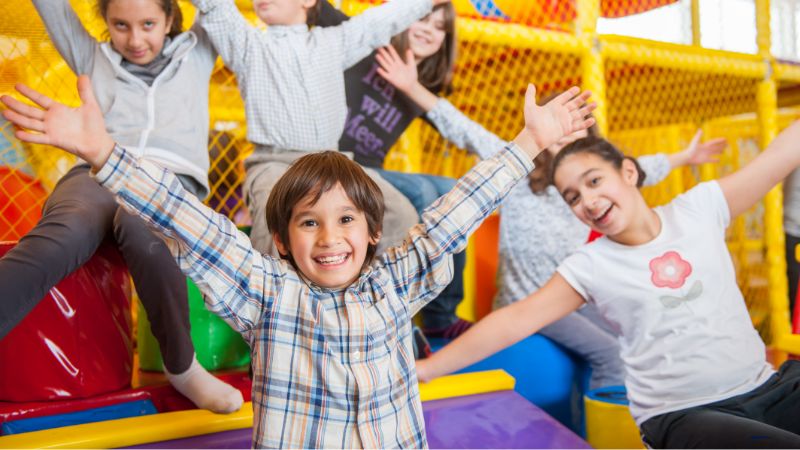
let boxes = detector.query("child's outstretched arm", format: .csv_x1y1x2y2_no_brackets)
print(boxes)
416,273,584,382
375,45,506,160
190,0,256,75
336,0,448,69
1,77,278,333
380,84,595,307
719,120,800,218
32,0,97,76
666,130,726,169
635,130,725,187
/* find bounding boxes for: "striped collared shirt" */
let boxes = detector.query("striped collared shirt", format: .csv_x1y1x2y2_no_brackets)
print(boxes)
95,143,533,448
192,0,432,151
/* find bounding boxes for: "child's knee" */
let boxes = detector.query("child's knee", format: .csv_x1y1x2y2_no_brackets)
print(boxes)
113,210,167,254
48,198,114,238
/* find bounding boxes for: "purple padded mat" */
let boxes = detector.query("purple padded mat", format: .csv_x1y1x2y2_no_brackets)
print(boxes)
128,390,589,449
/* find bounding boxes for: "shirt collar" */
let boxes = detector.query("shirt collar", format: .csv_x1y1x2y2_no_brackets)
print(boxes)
300,268,373,295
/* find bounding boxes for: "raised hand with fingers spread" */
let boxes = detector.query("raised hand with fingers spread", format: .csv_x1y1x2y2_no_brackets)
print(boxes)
2,76,114,170
513,84,596,160
376,46,419,96
668,129,727,167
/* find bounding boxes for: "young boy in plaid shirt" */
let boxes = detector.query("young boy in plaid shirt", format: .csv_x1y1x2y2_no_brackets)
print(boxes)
2,77,593,448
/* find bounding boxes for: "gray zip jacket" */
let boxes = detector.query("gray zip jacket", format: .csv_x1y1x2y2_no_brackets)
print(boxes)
32,0,217,198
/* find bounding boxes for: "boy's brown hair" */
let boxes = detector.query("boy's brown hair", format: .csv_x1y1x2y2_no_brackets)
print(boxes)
266,151,385,266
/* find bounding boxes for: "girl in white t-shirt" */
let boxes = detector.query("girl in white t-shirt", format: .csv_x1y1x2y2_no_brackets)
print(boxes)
416,128,800,448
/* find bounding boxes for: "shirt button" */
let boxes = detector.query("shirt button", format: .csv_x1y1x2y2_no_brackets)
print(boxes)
353,350,360,360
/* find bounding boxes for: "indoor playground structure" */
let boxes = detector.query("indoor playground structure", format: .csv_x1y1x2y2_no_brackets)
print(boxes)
1,0,800,448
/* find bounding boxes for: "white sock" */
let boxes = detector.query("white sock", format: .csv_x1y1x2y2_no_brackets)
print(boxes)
165,356,244,414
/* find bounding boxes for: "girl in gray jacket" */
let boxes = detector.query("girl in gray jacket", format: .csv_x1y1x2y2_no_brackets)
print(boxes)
0,0,242,413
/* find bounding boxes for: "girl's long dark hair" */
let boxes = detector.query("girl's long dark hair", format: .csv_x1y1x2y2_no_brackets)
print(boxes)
527,120,601,194
550,136,646,188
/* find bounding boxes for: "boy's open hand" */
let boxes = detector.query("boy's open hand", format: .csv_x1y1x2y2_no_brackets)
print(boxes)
515,84,595,159
1,75,115,171
431,0,451,5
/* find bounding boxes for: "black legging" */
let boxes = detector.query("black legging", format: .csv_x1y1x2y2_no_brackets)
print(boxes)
785,233,800,321
0,165,195,373
641,360,800,448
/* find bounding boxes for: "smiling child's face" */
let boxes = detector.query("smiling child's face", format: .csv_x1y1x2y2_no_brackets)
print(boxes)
105,0,173,65
274,183,378,289
407,7,447,63
554,152,641,238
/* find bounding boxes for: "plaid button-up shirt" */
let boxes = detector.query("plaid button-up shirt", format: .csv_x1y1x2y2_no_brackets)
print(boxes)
95,143,533,448
192,0,432,151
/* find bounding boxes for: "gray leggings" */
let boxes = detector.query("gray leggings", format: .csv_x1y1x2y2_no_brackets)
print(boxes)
0,165,194,373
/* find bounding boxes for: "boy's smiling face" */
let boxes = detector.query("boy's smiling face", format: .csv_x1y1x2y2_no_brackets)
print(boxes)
274,183,378,289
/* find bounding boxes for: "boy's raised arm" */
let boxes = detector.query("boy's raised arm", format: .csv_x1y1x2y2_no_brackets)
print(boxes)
335,0,435,69
1,77,277,333
191,0,254,75
380,85,595,311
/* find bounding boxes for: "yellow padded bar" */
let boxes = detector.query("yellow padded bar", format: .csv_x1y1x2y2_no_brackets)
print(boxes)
418,369,515,402
0,402,254,449
601,35,766,78
776,63,800,83
775,333,800,356
0,370,514,449
457,19,585,54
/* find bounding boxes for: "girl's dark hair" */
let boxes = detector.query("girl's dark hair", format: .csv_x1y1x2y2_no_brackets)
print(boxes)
305,0,324,27
98,0,184,38
527,120,601,194
391,2,457,95
550,135,646,188
266,151,384,267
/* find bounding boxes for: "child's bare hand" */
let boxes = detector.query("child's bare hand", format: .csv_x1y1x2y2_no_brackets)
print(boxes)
678,130,726,166
415,359,433,383
376,46,418,94
516,85,595,158
431,0,451,5
1,75,115,170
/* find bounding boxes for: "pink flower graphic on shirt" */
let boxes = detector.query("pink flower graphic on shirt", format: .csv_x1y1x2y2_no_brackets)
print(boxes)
649,251,692,289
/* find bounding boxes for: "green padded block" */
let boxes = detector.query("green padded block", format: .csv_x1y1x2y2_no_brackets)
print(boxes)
137,278,251,372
